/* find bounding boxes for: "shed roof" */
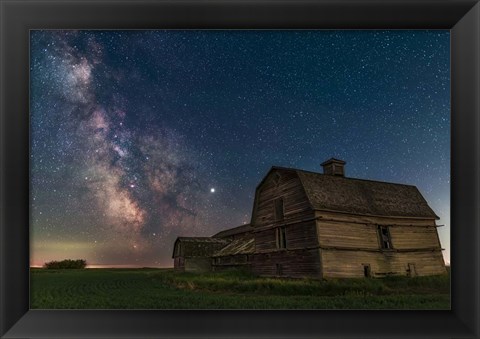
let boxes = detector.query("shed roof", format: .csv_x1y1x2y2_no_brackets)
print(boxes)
175,237,227,243
172,237,229,258
212,237,255,257
212,224,253,238
259,166,439,219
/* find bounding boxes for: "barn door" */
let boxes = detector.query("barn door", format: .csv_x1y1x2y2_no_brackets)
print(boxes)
407,263,417,277
363,264,371,278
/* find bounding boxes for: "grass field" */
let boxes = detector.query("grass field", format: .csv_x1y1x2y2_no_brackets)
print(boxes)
30,268,450,309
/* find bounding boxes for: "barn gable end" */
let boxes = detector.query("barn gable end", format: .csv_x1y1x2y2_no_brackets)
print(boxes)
249,168,322,278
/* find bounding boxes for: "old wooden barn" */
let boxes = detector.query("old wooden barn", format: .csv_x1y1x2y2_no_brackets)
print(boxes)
173,158,447,278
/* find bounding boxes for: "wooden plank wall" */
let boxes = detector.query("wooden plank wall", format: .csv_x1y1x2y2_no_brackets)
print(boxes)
316,211,447,277
316,211,440,229
173,257,184,271
255,220,318,252
252,170,314,227
318,220,379,249
213,254,249,266
389,227,440,249
316,219,441,250
321,249,446,278
184,258,212,273
251,169,321,278
252,248,321,278
212,254,252,271
213,264,252,272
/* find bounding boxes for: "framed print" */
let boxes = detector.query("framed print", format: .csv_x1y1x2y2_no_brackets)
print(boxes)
27,29,452,310
1,0,479,338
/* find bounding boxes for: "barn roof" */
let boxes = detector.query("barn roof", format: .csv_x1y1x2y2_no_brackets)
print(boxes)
212,224,253,238
264,166,439,219
212,237,255,257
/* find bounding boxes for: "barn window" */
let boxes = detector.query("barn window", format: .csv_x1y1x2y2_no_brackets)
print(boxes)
175,243,181,257
276,226,287,249
276,264,283,276
274,197,284,221
378,226,392,249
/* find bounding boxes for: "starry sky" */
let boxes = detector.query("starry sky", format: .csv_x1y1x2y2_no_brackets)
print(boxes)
30,30,450,268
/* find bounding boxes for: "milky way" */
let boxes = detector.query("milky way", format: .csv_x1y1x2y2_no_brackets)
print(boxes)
30,30,450,267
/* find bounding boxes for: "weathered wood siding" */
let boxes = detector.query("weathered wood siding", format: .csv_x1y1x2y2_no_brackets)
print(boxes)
253,221,321,277
184,258,212,273
255,220,318,252
212,254,252,271
252,170,314,228
316,219,441,250
321,249,446,278
173,257,185,271
316,211,440,228
251,169,321,278
252,249,321,278
317,220,379,249
316,211,446,277
315,211,442,250
172,239,228,272
389,227,440,249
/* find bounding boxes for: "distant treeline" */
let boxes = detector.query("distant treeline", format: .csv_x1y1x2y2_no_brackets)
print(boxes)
44,259,87,269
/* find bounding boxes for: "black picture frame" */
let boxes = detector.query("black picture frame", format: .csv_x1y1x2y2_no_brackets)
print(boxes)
1,0,479,338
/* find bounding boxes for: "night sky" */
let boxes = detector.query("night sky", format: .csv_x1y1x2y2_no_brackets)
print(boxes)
30,30,450,267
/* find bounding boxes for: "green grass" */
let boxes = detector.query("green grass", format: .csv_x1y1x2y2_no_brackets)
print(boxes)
30,268,450,309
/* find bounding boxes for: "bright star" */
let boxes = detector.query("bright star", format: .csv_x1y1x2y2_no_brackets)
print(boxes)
210,188,215,193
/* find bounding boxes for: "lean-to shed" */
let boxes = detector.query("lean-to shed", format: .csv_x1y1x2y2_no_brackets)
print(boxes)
172,237,228,272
